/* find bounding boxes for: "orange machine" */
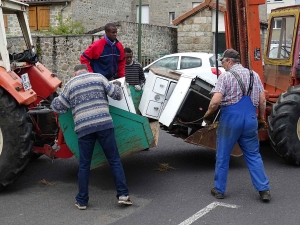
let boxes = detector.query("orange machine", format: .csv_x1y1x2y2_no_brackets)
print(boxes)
224,0,300,164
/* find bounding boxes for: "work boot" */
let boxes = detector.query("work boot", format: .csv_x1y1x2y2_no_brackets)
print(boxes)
259,190,271,202
211,188,225,199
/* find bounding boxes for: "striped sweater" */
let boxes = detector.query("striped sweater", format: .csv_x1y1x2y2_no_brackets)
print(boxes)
125,61,145,86
51,72,123,138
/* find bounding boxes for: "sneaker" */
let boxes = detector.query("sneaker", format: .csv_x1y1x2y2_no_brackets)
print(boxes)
118,195,133,205
75,201,87,210
259,190,271,202
211,188,225,199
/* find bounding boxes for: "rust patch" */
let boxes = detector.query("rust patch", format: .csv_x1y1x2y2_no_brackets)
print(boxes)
185,122,243,157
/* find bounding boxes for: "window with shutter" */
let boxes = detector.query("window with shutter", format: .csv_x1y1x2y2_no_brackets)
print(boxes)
28,6,50,31
37,6,50,30
28,6,37,30
3,15,8,30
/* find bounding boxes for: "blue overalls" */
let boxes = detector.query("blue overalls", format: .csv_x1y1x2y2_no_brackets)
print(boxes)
214,72,270,195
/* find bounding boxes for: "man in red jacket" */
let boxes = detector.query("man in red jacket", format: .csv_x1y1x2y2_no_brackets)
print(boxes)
80,23,125,80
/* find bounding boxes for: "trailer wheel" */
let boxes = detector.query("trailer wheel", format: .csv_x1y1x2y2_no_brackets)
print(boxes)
0,87,33,190
268,85,300,165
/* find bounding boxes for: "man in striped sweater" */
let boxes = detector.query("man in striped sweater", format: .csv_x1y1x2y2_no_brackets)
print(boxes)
51,64,132,209
124,47,145,113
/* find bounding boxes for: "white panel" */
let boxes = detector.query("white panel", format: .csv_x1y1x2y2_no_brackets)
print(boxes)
136,5,149,24
108,78,136,114
153,78,168,95
192,2,201,8
211,10,225,32
159,75,193,127
162,81,177,110
139,70,178,120
146,101,162,117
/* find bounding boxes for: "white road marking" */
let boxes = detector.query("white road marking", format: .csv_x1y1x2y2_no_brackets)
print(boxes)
178,201,240,225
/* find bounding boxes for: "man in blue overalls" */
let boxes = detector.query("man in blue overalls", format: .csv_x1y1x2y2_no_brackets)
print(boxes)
203,49,271,202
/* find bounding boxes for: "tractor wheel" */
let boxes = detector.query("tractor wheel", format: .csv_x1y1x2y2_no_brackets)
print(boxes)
268,85,300,165
0,87,33,190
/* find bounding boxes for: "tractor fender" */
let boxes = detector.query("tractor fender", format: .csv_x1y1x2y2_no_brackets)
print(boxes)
22,63,62,103
0,67,36,105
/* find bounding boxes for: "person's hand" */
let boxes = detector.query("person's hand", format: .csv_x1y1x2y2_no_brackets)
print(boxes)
134,85,142,91
203,112,215,125
113,80,121,87
258,118,267,131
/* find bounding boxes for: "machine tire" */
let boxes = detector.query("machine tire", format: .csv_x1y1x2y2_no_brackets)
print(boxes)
268,85,300,165
0,87,33,190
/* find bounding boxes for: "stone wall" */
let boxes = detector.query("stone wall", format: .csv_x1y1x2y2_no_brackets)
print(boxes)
177,9,214,53
259,4,267,22
5,4,73,36
71,0,132,32
7,22,177,85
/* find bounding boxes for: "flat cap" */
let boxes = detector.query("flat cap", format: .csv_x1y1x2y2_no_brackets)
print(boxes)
218,48,240,61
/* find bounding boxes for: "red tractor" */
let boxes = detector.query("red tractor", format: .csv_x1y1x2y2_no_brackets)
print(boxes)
0,0,155,190
0,0,73,190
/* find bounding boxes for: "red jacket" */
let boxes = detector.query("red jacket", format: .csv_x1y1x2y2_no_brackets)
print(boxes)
80,37,125,79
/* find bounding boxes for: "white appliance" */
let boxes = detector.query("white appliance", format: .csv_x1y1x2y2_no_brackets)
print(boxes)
139,67,181,119
108,77,136,113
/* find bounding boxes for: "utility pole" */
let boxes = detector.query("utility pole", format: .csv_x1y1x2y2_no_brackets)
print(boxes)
215,0,219,77
138,0,142,62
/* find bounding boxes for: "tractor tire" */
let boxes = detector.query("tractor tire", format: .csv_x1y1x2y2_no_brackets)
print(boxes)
0,87,33,190
268,85,300,165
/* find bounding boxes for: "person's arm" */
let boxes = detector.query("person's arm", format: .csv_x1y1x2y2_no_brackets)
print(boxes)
80,39,104,72
80,53,93,72
139,64,146,85
116,43,125,78
103,78,123,101
203,93,223,119
257,91,267,130
203,74,226,124
258,91,266,119
50,84,71,114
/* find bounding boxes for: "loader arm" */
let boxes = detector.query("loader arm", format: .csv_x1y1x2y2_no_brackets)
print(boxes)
225,0,265,83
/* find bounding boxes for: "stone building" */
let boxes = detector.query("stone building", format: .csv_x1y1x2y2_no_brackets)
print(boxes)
7,22,177,84
130,0,267,26
131,0,225,26
12,0,200,34
6,1,266,36
5,0,73,35
172,0,268,54
8,0,133,35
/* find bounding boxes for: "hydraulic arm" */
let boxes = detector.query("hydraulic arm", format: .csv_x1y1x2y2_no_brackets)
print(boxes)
225,0,265,82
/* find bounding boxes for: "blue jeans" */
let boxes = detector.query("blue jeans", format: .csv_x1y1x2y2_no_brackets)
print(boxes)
75,128,129,206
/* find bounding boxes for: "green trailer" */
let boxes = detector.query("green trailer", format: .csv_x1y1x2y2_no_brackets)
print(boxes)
58,90,159,169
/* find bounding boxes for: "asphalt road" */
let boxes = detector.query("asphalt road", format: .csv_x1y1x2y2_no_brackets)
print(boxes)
1,130,300,225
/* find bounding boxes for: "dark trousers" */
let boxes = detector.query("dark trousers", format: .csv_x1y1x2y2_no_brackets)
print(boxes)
75,128,129,205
